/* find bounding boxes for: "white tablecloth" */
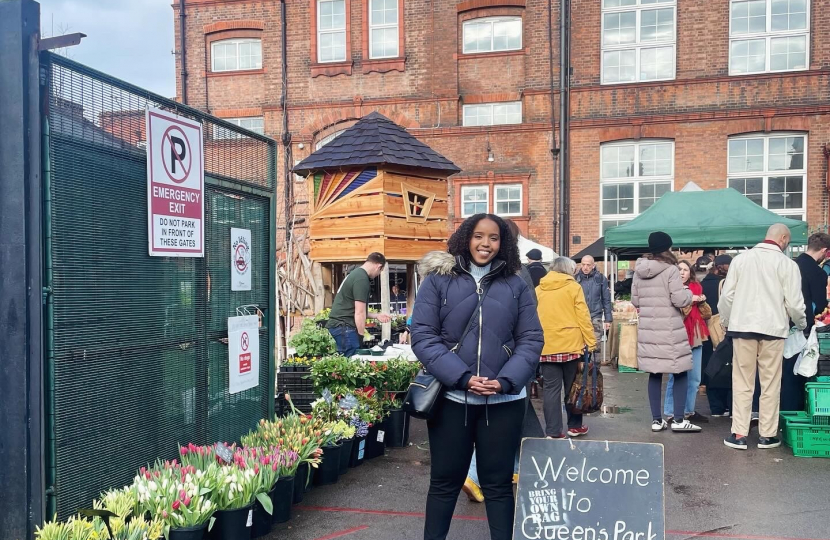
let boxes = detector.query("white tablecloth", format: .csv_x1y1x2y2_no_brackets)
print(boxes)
351,344,418,362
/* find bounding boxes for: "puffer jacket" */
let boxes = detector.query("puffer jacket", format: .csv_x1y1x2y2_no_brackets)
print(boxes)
631,258,693,374
575,269,613,322
536,271,597,355
410,251,544,394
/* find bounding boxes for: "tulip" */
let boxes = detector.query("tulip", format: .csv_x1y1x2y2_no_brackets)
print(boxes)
180,489,187,500
172,500,181,511
162,510,169,519
183,496,191,507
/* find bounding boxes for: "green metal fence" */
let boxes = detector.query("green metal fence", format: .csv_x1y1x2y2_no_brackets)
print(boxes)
41,52,277,519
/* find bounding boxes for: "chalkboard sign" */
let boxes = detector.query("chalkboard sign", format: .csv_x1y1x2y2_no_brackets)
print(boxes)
215,442,235,464
513,438,664,540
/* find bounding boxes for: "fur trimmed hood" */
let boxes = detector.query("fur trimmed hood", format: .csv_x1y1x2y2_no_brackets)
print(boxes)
418,251,456,276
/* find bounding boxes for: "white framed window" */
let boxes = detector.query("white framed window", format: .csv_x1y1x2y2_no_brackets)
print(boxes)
461,186,489,217
601,0,676,84
369,0,399,59
213,117,265,139
494,184,522,216
462,17,522,54
462,102,522,127
318,0,347,63
315,129,346,150
727,133,806,220
211,39,262,72
729,0,809,75
600,140,674,234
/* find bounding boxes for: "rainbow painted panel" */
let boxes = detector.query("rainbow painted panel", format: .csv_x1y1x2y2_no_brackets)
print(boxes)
336,167,377,201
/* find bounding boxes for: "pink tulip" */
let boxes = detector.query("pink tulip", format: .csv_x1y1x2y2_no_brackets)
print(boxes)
180,446,189,455
172,500,181,511
183,496,191,507
180,489,187,500
162,510,169,519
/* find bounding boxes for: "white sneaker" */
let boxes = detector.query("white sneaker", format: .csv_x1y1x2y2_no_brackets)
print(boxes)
671,419,702,432
651,419,668,432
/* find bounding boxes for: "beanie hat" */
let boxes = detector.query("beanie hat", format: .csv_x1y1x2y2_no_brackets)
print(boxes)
526,248,543,261
714,254,733,266
648,231,673,254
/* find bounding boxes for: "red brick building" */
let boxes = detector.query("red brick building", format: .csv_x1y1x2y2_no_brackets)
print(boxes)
173,0,830,254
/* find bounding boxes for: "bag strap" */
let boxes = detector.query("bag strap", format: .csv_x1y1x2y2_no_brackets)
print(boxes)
576,349,591,409
451,280,493,353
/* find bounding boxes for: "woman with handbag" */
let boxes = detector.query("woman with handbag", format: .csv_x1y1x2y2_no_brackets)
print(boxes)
631,232,702,433
536,256,597,438
664,260,711,423
410,213,543,540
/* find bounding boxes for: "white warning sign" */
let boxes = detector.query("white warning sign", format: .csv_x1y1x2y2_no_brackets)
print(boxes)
228,315,260,394
146,107,204,257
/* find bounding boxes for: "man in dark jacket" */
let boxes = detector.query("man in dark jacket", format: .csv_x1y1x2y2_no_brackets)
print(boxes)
575,255,613,351
525,249,547,288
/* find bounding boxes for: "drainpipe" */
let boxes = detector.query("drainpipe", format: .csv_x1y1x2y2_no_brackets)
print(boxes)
547,0,559,253
558,0,571,256
41,112,57,518
179,0,188,104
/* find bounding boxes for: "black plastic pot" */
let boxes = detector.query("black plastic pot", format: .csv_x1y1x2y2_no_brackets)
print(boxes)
271,475,294,524
251,487,275,538
313,443,343,486
168,524,207,540
208,504,253,540
338,438,355,475
349,436,366,468
385,409,411,448
365,420,388,459
293,462,309,504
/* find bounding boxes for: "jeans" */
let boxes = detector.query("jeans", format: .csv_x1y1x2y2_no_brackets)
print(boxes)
328,325,361,357
665,346,702,417
425,398,524,540
540,362,583,437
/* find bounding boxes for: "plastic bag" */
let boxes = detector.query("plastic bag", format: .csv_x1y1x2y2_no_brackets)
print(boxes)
794,325,819,378
783,326,807,358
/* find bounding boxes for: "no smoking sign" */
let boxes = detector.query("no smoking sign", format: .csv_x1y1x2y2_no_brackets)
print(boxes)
146,107,204,257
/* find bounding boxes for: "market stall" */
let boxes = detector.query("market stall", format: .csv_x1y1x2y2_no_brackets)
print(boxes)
604,187,809,371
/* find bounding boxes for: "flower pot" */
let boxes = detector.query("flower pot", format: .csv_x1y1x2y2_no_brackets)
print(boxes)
169,524,207,540
251,487,275,538
271,475,294,524
365,420,388,460
313,443,343,486
208,504,253,540
293,462,309,504
338,438,355,475
349,436,366,468
385,409,411,448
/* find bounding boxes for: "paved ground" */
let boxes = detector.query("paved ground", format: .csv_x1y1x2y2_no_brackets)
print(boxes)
269,369,830,540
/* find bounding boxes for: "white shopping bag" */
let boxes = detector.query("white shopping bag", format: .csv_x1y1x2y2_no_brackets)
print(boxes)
794,325,820,378
784,326,808,358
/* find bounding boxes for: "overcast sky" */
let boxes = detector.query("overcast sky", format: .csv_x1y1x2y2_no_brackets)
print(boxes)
39,0,176,97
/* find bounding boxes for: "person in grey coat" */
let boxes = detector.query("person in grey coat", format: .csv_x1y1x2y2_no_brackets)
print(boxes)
631,232,702,433
576,255,614,352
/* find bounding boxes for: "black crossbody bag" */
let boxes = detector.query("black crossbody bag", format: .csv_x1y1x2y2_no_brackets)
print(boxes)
403,281,492,420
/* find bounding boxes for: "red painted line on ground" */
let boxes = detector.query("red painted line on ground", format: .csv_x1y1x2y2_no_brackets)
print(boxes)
302,506,829,540
312,524,370,540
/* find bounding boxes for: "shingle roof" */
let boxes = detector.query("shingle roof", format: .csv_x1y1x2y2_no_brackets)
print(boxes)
293,112,461,176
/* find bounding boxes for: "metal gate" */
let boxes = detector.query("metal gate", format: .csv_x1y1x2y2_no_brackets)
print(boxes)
41,52,277,519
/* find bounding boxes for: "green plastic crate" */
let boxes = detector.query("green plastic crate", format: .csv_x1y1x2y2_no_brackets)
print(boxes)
818,334,830,355
618,365,645,374
816,376,830,383
786,423,830,458
779,411,812,446
806,382,830,419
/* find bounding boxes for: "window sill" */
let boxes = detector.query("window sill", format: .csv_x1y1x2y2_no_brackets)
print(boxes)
456,49,526,61
311,61,353,78
361,57,406,74
206,68,266,78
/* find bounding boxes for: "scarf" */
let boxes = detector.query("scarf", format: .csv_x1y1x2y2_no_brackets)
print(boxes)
684,281,709,346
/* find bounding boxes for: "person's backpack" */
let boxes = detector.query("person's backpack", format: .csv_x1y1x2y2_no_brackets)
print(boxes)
566,350,604,414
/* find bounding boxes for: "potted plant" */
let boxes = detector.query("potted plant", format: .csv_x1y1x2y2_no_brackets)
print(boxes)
288,319,336,359
379,357,419,448
354,386,388,459
237,448,277,538
331,420,357,475
311,308,331,328
207,462,267,540
133,461,217,540
310,390,344,486
272,447,299,523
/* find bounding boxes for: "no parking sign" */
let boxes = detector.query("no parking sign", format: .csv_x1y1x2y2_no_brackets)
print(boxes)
146,107,204,257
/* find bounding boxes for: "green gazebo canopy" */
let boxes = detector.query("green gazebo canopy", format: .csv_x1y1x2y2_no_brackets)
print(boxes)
605,188,808,251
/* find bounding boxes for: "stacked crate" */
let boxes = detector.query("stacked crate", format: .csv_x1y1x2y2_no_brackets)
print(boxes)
779,381,830,458
276,366,316,415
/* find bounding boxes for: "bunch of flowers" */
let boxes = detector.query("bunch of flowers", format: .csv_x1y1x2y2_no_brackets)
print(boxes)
282,356,315,368
132,460,216,531
350,417,370,438
178,442,235,470
330,420,356,441
211,464,260,511
354,386,387,424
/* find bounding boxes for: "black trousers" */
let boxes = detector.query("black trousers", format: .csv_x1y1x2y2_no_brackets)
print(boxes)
425,398,525,540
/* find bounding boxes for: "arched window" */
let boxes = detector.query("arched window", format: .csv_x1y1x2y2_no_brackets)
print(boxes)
315,129,346,150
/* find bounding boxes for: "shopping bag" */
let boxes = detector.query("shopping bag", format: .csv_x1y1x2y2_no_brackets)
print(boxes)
567,351,604,414
707,314,725,348
618,321,638,369
794,325,819,377
783,326,808,358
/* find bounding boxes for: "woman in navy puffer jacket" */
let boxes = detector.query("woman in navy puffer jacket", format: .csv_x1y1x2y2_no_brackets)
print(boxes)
411,214,543,540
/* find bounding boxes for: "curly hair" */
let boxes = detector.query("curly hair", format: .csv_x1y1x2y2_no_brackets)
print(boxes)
447,213,521,275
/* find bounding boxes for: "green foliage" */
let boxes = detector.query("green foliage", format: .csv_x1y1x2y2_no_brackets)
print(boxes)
288,319,336,358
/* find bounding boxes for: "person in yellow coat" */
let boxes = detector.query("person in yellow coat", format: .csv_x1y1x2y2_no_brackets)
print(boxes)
536,257,597,438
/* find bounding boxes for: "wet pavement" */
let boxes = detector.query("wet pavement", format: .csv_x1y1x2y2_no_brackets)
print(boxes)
269,368,830,540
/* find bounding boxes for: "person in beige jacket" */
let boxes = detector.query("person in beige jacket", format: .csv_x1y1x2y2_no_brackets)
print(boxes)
718,223,807,450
